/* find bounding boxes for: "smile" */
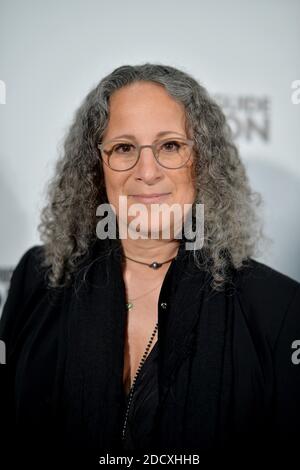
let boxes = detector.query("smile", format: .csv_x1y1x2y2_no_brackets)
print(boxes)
130,193,171,204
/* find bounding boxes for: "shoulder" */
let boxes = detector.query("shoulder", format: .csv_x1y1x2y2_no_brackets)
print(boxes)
234,258,300,349
0,245,48,345
235,257,299,301
9,245,48,294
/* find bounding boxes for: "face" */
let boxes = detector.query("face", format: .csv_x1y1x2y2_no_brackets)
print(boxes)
100,81,196,240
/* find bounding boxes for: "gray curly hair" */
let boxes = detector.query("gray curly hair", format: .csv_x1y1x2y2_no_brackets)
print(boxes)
38,62,265,291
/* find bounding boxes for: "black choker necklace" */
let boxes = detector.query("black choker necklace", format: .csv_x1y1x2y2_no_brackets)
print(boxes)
123,254,177,269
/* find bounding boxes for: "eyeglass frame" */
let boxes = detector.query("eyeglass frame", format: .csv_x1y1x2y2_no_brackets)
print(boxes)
96,137,194,171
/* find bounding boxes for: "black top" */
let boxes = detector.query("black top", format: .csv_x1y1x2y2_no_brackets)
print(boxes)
0,237,300,467
121,340,159,452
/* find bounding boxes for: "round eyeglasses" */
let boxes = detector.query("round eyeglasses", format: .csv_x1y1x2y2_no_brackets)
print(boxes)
97,137,194,171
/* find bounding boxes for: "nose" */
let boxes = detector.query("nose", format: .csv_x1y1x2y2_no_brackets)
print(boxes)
133,146,163,184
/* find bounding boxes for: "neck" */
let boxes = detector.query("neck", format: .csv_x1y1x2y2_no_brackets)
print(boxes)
121,237,180,262
120,238,179,286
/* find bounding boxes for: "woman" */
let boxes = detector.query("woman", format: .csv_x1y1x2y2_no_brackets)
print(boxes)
0,63,299,467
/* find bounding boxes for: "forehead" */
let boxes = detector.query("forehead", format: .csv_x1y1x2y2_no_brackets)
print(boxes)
104,82,187,138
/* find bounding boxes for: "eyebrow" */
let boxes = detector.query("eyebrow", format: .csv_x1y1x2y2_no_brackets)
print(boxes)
108,131,186,141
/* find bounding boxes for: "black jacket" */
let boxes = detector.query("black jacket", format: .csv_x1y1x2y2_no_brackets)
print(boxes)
0,237,300,467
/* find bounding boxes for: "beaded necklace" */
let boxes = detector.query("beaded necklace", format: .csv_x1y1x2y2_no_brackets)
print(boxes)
121,322,158,443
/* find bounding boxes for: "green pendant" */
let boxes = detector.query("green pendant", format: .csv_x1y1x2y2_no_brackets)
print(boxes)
126,302,133,310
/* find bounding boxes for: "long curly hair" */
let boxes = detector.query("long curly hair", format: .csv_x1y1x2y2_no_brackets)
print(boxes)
38,62,266,291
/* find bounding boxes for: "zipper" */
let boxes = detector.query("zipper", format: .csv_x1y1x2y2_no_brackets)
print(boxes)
121,323,158,443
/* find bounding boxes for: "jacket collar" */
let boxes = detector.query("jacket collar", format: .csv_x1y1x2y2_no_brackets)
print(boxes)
59,236,226,451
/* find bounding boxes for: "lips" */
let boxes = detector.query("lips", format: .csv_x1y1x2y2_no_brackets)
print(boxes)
130,193,171,203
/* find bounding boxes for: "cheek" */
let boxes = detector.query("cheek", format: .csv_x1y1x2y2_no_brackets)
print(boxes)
103,171,124,205
173,167,196,204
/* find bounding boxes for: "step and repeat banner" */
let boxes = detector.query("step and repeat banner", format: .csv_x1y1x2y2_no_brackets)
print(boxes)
0,0,300,317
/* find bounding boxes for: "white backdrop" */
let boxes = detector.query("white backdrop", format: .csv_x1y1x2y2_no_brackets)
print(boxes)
0,0,300,314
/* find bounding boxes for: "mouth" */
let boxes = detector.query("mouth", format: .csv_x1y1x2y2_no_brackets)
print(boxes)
129,193,171,204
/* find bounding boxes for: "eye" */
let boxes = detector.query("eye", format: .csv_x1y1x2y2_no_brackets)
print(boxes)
161,140,181,152
113,143,135,153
